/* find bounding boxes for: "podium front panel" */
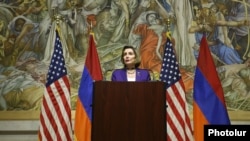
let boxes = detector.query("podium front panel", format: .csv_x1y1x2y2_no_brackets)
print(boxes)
92,81,166,141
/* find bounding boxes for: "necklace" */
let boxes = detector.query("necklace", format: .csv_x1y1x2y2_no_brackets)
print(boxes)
127,70,135,74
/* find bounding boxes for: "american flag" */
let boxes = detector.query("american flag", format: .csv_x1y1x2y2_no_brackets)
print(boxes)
160,38,193,141
38,30,73,141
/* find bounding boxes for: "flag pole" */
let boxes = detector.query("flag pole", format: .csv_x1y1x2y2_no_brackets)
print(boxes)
166,17,171,40
53,13,65,44
89,20,93,34
89,20,95,42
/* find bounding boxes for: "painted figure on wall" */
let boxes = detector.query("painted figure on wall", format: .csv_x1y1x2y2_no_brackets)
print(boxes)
188,6,246,65
130,11,167,73
165,0,197,67
5,16,42,66
226,0,250,60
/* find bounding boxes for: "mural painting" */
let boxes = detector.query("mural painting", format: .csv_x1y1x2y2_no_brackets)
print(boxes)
0,0,250,119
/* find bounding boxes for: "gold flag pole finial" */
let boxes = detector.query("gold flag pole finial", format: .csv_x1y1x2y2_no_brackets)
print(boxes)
89,20,94,36
55,14,62,25
90,21,92,32
52,8,63,33
166,18,171,39
52,7,62,25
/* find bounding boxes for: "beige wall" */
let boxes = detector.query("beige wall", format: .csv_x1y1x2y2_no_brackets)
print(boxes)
1,111,250,141
0,120,249,141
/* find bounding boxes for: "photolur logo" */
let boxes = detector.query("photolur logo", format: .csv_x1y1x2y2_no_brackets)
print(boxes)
208,129,247,136
204,125,250,140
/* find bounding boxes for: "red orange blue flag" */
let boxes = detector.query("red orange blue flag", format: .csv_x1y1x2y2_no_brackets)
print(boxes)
74,32,103,141
193,34,230,141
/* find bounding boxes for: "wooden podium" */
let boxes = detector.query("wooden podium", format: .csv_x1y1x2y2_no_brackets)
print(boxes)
92,81,166,141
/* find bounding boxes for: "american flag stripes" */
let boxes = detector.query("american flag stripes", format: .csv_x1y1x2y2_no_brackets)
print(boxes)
38,30,73,141
160,37,193,141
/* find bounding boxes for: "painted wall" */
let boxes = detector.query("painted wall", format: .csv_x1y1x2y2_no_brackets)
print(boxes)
0,0,250,121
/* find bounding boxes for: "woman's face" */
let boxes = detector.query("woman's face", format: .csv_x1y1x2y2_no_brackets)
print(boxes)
123,48,136,67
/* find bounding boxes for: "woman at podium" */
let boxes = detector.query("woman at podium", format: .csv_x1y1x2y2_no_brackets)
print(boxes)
111,46,151,82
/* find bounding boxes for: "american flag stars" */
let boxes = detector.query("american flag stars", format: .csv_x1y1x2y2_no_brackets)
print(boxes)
46,35,67,86
160,41,181,87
